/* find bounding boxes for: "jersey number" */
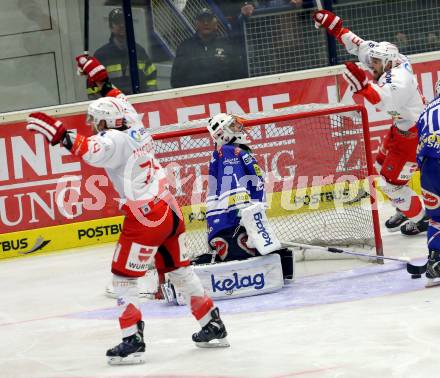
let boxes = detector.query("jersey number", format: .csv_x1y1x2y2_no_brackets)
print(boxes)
139,159,160,184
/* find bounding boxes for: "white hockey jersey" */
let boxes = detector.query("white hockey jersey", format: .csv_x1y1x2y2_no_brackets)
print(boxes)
341,31,425,131
71,94,168,205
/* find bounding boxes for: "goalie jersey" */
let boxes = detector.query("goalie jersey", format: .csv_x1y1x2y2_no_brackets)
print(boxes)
206,144,264,242
416,95,440,166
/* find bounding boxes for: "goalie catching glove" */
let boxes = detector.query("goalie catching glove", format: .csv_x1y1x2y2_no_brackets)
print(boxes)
342,62,368,93
27,112,67,146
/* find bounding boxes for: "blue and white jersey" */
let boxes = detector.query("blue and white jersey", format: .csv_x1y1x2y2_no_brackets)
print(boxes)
207,144,264,242
416,95,440,166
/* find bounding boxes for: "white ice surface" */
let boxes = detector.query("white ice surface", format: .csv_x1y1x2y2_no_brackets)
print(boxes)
0,203,438,378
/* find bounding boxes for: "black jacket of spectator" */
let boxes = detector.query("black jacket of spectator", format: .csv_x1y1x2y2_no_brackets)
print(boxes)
171,33,244,88
88,35,157,96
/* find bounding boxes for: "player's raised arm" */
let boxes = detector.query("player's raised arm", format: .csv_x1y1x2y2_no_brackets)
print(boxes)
76,54,126,99
312,9,380,66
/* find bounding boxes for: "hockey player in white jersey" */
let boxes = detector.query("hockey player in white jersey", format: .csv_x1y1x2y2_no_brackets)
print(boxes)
26,55,229,365
313,9,428,236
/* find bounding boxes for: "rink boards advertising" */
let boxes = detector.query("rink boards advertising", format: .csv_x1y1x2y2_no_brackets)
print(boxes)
0,53,439,259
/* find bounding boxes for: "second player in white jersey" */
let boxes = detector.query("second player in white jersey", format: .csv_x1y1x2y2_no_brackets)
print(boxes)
313,9,428,236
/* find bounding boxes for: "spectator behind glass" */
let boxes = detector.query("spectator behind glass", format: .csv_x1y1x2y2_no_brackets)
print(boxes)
393,32,411,55
88,8,157,97
170,8,245,88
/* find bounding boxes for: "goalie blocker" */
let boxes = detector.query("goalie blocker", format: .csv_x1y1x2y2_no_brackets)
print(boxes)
240,202,282,254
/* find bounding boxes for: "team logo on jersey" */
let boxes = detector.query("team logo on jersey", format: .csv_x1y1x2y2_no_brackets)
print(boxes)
214,48,225,59
130,127,149,142
223,157,239,165
422,189,440,210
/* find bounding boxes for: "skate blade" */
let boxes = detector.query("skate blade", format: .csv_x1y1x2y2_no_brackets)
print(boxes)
107,352,146,365
426,278,440,288
195,337,230,348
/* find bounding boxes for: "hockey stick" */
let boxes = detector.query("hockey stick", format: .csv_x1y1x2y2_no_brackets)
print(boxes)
282,241,426,276
315,0,323,10
84,0,89,55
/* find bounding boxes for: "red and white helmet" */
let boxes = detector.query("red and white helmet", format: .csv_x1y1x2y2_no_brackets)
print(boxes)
369,41,399,68
86,97,126,130
207,113,250,146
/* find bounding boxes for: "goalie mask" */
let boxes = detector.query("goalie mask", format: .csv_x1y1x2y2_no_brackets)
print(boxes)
369,42,399,70
436,79,440,98
86,97,127,132
207,113,251,146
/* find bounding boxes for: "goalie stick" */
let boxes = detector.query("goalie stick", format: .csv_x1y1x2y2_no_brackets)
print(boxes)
282,241,426,276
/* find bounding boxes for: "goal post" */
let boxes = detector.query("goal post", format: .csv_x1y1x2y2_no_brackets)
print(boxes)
149,103,383,260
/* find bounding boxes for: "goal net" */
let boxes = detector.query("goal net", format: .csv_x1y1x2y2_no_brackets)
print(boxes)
149,103,383,260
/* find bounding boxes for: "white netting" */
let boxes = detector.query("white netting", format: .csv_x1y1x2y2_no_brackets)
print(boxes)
149,103,381,259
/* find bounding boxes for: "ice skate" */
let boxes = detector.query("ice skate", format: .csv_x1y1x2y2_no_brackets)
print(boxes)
426,250,440,288
192,308,230,348
106,321,146,365
385,210,408,232
400,215,429,236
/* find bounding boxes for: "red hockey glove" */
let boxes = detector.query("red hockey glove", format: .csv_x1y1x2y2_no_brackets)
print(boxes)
27,112,67,146
313,10,343,38
342,61,368,93
75,54,108,83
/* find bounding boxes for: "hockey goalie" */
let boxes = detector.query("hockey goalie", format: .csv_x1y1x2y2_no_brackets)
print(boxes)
161,113,295,305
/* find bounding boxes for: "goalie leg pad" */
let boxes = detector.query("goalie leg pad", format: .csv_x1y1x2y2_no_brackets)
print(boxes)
240,203,281,254
168,255,285,304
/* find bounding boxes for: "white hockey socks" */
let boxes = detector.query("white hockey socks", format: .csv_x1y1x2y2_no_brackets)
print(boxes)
168,266,214,327
113,274,142,338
